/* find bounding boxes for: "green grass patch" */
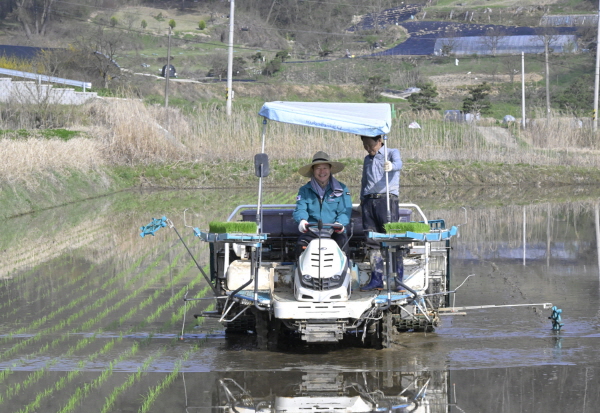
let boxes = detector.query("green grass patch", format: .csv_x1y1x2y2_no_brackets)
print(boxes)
0,129,82,141
384,222,431,233
209,221,257,233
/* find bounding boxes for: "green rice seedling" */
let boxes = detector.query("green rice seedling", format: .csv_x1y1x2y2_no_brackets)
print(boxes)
0,247,168,351
100,349,162,413
56,342,141,413
208,221,257,233
145,265,204,325
5,232,200,409
0,243,185,400
138,361,183,413
0,263,96,319
16,336,127,413
384,222,431,233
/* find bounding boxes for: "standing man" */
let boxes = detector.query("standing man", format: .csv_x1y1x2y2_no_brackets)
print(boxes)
359,135,403,291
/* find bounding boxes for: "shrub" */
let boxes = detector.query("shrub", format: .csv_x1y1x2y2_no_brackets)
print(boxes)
263,57,282,76
275,50,290,62
462,82,492,115
408,82,441,112
363,76,387,103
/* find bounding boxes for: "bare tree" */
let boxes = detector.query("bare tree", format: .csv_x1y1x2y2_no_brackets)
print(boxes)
535,28,560,123
124,12,138,31
369,0,393,32
480,26,506,57
440,25,460,56
15,0,57,38
0,0,18,20
501,54,520,83
76,28,124,89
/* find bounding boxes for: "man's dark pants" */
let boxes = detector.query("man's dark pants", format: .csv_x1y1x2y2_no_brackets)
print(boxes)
361,194,399,249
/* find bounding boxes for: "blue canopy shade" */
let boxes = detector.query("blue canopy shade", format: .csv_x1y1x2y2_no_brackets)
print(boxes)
258,101,392,137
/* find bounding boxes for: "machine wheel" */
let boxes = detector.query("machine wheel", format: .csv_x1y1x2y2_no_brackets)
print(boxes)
224,314,256,334
368,312,394,349
254,310,280,351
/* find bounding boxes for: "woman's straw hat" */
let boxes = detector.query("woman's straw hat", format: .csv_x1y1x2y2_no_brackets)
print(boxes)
298,151,345,177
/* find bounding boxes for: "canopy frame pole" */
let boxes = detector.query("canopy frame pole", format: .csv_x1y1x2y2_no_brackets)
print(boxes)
383,134,391,224
260,117,267,153
256,117,268,234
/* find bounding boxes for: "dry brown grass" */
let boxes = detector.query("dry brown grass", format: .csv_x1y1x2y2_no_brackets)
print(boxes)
0,138,103,188
2,99,600,187
83,99,188,165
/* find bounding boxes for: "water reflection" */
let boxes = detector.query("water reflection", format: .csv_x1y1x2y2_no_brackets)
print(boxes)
0,188,296,279
426,201,598,265
1,185,600,412
175,364,600,413
182,370,448,413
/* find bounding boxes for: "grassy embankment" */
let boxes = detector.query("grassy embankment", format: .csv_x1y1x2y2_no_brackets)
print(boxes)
2,97,600,220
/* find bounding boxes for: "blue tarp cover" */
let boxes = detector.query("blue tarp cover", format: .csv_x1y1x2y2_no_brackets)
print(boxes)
259,101,392,137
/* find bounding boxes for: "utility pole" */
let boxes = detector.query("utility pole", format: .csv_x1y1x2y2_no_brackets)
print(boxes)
594,5,600,132
226,0,234,116
521,52,526,129
164,26,172,109
544,35,550,125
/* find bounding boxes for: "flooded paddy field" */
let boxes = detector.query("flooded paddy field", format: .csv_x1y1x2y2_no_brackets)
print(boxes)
1,186,600,412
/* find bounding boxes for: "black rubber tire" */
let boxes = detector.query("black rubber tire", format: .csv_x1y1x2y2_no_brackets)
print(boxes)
367,312,393,349
224,314,256,335
254,310,280,351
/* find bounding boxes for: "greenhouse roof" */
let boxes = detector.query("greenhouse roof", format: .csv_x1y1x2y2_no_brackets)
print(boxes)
433,35,578,56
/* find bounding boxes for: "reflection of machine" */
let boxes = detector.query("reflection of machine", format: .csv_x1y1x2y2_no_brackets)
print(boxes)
196,371,448,413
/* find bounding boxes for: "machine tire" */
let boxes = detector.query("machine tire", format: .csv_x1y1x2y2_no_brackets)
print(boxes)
224,314,256,335
254,310,280,351
367,312,394,349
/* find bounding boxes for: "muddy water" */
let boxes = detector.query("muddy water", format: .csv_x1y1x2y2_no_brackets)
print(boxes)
1,187,599,412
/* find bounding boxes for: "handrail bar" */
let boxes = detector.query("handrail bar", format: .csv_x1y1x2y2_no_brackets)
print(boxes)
0,68,92,91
